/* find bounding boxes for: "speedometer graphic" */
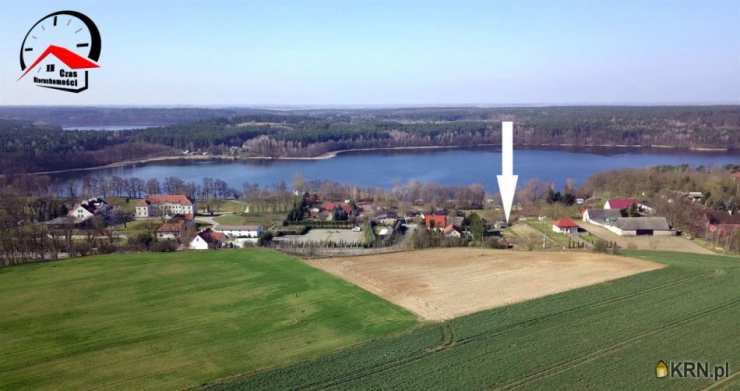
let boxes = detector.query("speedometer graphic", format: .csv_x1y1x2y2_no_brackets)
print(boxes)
18,10,101,93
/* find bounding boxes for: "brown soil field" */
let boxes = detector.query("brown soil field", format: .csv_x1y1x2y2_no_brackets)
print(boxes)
576,221,714,255
306,248,664,321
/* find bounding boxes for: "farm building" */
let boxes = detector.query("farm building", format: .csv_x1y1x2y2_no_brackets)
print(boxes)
214,225,263,238
68,197,111,224
213,225,263,247
606,217,674,236
582,208,621,226
552,217,579,234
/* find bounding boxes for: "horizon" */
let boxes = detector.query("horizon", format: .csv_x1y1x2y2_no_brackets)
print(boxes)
2,102,740,110
1,1,739,106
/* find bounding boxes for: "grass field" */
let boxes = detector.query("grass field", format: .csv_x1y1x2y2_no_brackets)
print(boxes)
212,251,739,390
0,249,417,390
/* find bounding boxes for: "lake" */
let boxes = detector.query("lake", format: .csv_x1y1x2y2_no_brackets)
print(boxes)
58,147,739,192
62,125,162,131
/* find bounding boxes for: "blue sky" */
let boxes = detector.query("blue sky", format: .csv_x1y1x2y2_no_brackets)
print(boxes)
0,1,738,106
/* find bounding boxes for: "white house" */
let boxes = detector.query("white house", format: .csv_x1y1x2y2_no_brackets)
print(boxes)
68,197,111,224
189,228,225,250
552,217,579,234
443,224,462,238
189,234,209,250
136,194,195,218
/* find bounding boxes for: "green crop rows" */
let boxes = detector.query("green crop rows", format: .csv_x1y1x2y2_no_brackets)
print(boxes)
210,251,739,390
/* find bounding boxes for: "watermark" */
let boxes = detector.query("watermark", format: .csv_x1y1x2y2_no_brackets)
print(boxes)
656,360,731,381
18,10,101,93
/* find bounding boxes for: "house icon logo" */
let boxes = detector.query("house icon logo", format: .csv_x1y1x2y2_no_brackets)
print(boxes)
656,360,669,378
18,11,101,93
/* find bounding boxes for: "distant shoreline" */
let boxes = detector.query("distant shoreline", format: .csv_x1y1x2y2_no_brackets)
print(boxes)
24,143,735,176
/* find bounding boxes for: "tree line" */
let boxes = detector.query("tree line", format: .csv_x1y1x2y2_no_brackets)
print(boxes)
2,106,740,174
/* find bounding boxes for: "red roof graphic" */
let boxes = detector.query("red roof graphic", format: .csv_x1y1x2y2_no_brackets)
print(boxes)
19,45,99,80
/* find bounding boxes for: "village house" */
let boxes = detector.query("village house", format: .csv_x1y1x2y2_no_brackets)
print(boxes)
135,195,196,219
155,215,194,241
68,197,111,224
156,220,187,241
552,217,579,234
603,198,639,210
443,224,462,238
424,213,447,231
189,228,225,250
704,211,740,241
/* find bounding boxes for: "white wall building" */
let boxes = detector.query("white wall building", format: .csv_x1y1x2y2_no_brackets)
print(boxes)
136,195,196,218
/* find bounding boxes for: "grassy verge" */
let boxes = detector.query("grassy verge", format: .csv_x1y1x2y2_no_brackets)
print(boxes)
212,250,739,390
525,220,573,247
0,249,417,390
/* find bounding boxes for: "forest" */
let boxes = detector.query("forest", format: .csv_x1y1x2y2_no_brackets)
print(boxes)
1,105,739,174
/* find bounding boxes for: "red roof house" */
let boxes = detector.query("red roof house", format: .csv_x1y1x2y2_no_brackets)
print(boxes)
552,217,579,234
604,198,639,210
425,214,447,230
145,194,193,206
322,202,337,211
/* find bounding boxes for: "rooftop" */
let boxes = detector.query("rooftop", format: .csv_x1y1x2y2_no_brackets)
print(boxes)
553,217,578,228
614,217,670,231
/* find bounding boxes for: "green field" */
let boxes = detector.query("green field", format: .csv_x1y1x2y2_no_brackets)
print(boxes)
0,250,416,390
211,251,739,390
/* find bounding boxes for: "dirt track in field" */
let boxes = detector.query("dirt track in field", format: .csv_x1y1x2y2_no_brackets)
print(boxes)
307,249,664,321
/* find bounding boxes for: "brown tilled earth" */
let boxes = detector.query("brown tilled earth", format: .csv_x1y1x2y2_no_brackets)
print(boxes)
307,248,664,321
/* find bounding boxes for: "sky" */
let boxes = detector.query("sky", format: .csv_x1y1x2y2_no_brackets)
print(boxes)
0,1,738,106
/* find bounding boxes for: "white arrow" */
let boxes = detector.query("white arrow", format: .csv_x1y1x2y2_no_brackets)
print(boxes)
496,121,518,223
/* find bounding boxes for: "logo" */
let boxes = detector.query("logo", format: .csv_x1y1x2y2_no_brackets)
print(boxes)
656,360,730,381
655,360,668,378
18,10,101,93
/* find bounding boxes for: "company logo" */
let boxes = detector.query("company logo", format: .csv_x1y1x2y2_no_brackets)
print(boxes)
656,360,730,381
18,10,101,93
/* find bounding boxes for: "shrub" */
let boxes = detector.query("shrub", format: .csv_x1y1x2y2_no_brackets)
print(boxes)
151,240,178,252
